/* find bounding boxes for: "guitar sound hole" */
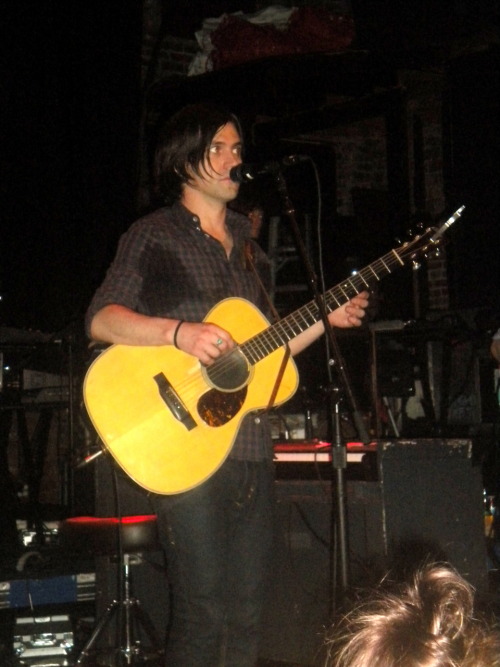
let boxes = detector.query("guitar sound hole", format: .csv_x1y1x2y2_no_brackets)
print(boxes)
198,387,247,427
204,347,250,391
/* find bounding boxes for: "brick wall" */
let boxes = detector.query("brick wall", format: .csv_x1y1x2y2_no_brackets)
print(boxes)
141,0,198,82
427,255,449,310
298,73,449,311
142,34,198,81
403,69,449,311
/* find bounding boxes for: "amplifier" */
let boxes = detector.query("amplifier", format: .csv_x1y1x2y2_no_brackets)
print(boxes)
0,573,95,610
261,438,488,664
17,520,59,548
13,614,73,666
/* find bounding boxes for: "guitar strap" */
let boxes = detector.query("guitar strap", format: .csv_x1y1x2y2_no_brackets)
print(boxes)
244,240,290,412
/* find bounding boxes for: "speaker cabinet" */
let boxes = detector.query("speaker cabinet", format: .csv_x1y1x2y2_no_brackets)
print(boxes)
259,439,487,665
375,439,487,590
260,480,332,665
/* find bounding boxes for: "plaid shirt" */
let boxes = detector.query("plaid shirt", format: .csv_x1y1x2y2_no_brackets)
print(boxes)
86,201,274,461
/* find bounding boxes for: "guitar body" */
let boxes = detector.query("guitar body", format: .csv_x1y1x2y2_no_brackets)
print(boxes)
84,298,299,495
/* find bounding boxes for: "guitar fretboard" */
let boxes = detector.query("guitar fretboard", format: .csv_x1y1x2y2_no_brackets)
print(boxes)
241,228,436,365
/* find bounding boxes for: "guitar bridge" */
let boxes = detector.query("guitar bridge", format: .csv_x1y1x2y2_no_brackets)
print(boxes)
153,372,196,431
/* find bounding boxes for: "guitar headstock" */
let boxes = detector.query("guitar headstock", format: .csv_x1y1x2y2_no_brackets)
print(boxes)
396,206,465,267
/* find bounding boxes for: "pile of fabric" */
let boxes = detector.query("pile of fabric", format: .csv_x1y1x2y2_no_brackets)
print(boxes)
188,4,355,75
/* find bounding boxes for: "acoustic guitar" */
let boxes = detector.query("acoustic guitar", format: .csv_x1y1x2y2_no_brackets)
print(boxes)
83,207,464,494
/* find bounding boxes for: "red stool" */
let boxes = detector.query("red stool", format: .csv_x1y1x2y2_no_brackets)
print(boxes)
59,515,163,665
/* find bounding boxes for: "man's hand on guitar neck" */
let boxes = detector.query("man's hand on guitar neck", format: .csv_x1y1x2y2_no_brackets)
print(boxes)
288,290,370,356
329,290,370,329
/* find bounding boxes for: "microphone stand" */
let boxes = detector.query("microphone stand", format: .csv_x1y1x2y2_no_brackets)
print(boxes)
271,168,369,609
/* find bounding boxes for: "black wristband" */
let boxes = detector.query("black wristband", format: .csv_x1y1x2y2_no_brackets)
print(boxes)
173,320,185,349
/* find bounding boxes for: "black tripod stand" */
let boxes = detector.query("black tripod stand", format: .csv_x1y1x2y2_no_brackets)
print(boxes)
270,163,369,611
60,514,163,666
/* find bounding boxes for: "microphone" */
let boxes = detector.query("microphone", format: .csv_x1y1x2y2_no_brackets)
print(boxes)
229,155,309,183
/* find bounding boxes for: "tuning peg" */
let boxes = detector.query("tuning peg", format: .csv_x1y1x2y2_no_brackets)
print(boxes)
423,242,442,260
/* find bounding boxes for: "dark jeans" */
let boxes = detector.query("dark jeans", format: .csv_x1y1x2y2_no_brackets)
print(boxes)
152,458,275,667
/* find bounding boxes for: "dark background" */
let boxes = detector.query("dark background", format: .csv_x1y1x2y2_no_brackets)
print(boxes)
1,1,500,336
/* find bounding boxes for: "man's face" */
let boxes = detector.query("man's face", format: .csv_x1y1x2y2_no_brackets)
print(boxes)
185,122,243,204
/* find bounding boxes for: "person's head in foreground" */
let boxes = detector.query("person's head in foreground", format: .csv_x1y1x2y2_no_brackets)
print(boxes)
326,562,500,667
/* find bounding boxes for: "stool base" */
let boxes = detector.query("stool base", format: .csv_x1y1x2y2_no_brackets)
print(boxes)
76,553,164,666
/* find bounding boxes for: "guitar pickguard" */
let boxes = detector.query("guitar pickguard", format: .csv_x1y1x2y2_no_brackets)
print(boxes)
198,387,247,427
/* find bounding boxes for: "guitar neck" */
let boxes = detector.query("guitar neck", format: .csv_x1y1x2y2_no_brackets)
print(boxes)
241,234,425,364
241,203,466,365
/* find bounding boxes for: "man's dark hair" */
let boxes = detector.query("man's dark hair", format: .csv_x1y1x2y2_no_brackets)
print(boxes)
153,103,243,205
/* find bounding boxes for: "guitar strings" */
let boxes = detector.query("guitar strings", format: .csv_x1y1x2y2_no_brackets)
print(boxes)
161,231,431,404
